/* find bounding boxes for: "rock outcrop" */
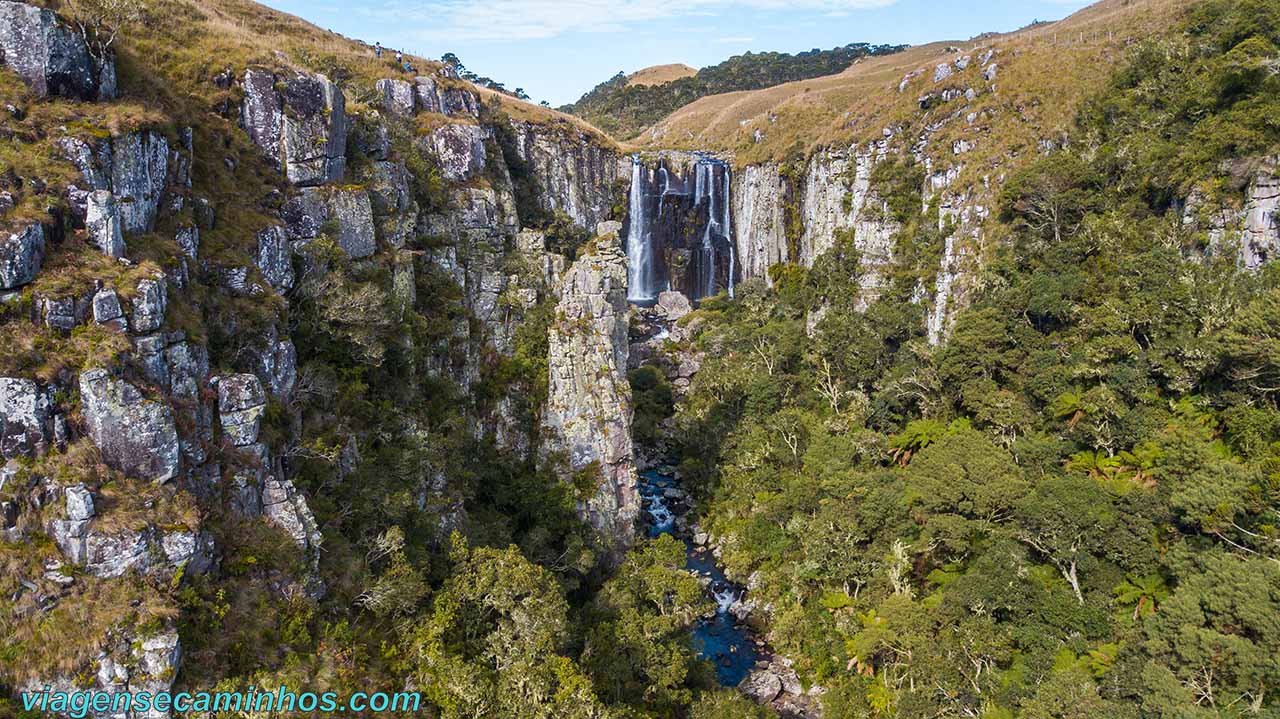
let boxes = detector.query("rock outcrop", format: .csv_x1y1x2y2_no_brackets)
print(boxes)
0,222,44,289
544,238,639,556
509,121,621,229
0,377,54,459
60,131,171,234
241,68,348,186
283,186,377,258
427,123,489,181
79,369,180,483
0,1,115,101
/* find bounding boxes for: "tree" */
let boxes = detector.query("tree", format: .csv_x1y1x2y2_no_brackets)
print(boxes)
1141,553,1280,716
581,536,709,713
410,536,609,719
64,0,143,58
1015,475,1119,604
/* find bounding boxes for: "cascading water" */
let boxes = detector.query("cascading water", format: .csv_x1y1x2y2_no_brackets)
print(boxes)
639,468,762,686
626,159,658,304
623,154,736,305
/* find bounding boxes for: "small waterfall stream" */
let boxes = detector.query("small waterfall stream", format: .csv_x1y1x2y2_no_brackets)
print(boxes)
639,468,762,686
624,155,737,305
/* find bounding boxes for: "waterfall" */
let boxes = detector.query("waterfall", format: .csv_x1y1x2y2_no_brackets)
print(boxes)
624,155,737,305
626,159,656,303
724,169,735,298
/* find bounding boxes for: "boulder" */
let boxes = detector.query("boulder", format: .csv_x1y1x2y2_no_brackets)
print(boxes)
0,1,114,101
79,368,180,483
656,290,692,321
413,75,480,117
214,373,266,447
0,222,44,289
739,670,783,703
983,63,998,81
91,287,126,330
85,190,124,258
0,377,53,459
933,62,953,83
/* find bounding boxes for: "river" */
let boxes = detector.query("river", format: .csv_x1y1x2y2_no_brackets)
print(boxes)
638,467,762,686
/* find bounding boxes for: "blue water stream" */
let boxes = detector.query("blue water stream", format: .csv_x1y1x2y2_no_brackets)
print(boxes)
638,468,761,686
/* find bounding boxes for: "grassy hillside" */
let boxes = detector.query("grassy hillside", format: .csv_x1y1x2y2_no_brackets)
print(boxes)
561,42,907,140
628,63,697,87
633,0,1189,166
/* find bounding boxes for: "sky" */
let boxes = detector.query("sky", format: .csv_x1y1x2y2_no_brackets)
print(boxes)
259,0,1092,107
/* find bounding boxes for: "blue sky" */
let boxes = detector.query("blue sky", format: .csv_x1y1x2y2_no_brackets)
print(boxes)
261,0,1091,106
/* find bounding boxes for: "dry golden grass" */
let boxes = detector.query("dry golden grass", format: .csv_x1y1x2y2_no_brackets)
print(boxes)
627,63,698,87
634,0,1192,167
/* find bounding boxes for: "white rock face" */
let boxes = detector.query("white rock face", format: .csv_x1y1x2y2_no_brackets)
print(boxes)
1240,168,1280,269
240,67,348,186
0,377,53,459
428,123,489,181
509,120,621,230
283,186,377,259
0,0,115,101
732,163,790,282
544,241,639,556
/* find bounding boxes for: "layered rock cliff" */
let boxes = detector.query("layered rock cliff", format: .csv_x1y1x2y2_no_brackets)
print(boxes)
544,227,639,557
0,3,635,710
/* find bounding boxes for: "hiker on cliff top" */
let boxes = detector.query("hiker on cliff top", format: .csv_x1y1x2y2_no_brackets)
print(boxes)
375,42,382,58
395,51,403,64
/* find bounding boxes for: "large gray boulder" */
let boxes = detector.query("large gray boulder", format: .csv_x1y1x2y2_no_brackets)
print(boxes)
240,67,348,186
0,1,115,101
413,75,479,117
0,377,53,459
79,369,180,483
375,78,415,117
0,222,44,289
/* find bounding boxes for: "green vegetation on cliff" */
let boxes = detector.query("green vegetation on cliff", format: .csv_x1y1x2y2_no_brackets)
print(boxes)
663,1,1280,715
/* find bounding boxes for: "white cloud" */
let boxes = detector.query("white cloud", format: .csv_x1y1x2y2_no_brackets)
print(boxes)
360,0,900,42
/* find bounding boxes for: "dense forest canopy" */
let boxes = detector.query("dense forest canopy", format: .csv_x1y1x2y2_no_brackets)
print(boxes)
653,0,1280,715
561,42,907,139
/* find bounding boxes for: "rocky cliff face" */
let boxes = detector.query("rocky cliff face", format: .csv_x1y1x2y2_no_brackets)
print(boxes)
510,120,622,230
0,0,115,101
543,229,639,557
0,3,638,705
